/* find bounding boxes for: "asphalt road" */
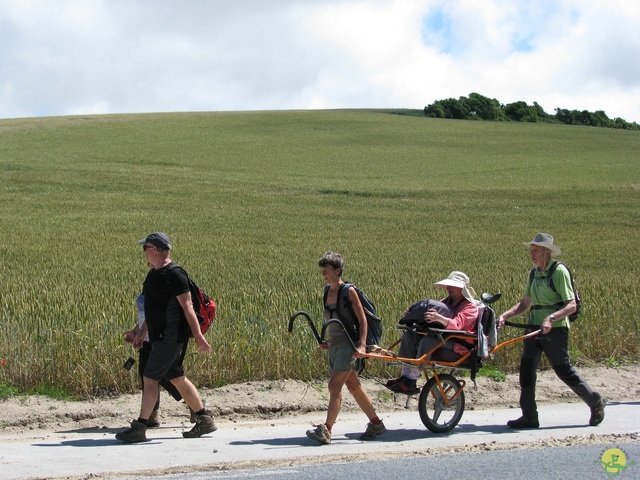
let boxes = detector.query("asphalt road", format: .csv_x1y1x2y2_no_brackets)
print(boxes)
1,401,638,480
113,442,640,480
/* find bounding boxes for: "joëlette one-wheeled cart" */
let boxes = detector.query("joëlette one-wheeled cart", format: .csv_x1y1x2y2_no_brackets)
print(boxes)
289,292,541,433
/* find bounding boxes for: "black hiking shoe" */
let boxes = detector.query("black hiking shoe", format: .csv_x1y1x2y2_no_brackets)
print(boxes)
507,416,540,429
385,377,402,388
589,397,606,426
147,409,160,428
188,399,207,423
386,376,420,395
182,414,217,438
115,420,148,443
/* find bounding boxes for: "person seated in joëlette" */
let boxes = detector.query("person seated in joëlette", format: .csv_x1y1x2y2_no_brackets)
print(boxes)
386,271,479,394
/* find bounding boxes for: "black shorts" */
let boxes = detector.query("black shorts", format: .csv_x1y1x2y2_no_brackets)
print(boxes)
144,341,186,382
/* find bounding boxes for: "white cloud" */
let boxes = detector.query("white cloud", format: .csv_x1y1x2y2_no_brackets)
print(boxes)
0,0,638,122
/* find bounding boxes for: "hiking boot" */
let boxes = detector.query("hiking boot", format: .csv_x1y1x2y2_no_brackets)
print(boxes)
589,397,606,426
507,416,539,429
386,376,420,395
360,421,386,441
306,423,331,445
147,409,160,429
189,399,206,423
115,420,148,443
385,377,402,388
182,414,217,438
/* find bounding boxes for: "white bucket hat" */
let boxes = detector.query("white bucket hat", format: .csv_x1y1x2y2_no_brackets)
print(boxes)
434,271,476,302
523,232,561,256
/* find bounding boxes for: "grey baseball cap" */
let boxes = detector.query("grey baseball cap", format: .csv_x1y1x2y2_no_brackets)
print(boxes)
138,232,172,250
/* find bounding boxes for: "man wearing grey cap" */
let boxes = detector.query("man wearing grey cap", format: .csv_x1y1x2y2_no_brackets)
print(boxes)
498,233,605,429
116,232,216,443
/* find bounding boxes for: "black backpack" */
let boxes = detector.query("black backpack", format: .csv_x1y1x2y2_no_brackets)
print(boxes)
528,261,581,322
323,282,382,346
398,299,453,327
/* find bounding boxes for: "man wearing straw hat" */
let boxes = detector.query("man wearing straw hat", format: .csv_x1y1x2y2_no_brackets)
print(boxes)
498,233,606,429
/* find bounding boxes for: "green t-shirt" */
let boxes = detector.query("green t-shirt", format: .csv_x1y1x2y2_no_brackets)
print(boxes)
524,261,574,328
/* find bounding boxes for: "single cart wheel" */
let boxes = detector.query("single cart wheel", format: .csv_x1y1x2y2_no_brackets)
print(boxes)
418,373,465,433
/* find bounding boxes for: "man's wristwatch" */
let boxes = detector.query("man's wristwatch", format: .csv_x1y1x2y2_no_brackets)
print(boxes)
549,314,556,321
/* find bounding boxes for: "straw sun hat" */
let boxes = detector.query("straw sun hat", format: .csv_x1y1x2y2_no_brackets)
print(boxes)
434,271,476,302
523,232,561,256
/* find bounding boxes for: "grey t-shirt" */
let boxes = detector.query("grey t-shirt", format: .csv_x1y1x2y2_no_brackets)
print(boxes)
324,303,351,348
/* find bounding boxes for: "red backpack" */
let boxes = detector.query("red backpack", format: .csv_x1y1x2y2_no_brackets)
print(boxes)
167,264,216,335
189,280,216,335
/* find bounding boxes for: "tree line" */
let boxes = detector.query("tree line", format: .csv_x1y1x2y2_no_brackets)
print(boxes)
423,92,639,130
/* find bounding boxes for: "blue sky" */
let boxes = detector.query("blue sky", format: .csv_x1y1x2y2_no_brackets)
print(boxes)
1,0,639,122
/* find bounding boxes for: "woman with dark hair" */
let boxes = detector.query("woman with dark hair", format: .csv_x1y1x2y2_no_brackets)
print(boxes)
306,252,386,445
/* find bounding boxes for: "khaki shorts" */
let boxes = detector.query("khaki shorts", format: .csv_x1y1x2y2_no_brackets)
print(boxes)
328,344,362,373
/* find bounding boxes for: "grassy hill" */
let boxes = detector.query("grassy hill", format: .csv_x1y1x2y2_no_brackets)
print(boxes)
1,110,638,396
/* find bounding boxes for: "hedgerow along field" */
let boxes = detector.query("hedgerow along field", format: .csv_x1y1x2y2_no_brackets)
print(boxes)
0,110,638,398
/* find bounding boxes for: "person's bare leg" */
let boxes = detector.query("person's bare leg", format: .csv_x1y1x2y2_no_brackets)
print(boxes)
325,370,350,428
345,371,377,419
170,376,204,412
141,377,160,419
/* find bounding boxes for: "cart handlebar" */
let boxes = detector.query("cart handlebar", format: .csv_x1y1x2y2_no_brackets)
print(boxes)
288,311,322,344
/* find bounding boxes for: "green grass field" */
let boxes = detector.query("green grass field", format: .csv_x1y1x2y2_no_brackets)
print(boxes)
1,110,638,398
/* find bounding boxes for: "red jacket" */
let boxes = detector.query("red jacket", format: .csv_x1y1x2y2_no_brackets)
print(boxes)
442,297,479,355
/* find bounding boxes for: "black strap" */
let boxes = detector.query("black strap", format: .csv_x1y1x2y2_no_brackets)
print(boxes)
503,320,537,330
530,304,563,310
325,283,358,343
529,261,559,290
